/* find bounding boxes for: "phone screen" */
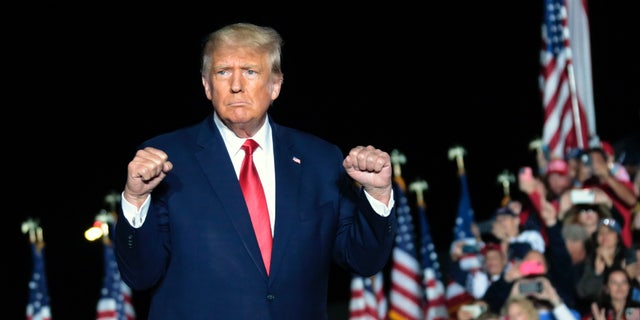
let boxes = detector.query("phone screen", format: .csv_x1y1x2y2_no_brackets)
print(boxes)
570,189,595,204
519,281,542,294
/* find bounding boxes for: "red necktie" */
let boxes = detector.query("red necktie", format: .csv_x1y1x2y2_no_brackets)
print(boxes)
239,139,272,274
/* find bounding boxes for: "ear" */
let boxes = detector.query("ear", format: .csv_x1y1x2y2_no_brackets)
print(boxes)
270,77,283,100
202,76,213,100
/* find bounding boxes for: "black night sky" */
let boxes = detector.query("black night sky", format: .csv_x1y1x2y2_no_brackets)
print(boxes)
8,3,639,319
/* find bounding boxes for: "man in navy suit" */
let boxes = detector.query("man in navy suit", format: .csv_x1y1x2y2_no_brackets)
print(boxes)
114,22,397,319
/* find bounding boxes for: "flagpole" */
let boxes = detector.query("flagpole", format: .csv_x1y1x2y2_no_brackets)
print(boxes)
390,149,407,190
567,63,584,149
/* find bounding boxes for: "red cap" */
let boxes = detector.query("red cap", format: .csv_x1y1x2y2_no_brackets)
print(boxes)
601,141,614,157
481,243,503,256
546,159,568,176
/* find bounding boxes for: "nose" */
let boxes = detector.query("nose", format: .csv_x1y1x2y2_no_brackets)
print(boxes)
230,72,243,93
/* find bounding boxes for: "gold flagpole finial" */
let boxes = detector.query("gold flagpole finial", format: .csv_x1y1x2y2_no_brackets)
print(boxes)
497,170,515,205
390,149,407,190
448,145,466,175
390,149,406,179
22,218,45,249
409,179,429,208
528,138,543,153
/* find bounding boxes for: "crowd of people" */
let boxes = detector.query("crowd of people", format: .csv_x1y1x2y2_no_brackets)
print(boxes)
449,141,640,320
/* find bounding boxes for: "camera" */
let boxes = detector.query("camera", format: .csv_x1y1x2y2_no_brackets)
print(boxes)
519,280,543,294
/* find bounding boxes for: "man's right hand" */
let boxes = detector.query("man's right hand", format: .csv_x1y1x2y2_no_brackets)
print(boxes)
123,147,173,208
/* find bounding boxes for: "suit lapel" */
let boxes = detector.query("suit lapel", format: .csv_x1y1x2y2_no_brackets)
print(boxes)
269,126,303,279
194,118,269,276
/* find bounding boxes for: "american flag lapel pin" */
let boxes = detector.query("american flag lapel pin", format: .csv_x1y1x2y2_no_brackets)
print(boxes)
292,156,301,164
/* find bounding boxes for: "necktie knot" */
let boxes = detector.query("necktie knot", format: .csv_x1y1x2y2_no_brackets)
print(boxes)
242,139,259,156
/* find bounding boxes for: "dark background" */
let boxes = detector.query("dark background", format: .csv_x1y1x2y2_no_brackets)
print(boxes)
8,2,639,319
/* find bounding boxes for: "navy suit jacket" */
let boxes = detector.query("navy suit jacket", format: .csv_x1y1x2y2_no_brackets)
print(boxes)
114,114,397,319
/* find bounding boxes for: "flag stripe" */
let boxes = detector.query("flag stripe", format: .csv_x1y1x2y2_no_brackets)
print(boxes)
418,203,449,320
97,241,136,320
388,181,424,320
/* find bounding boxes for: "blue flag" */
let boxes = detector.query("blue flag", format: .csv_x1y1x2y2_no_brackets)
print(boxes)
26,244,52,320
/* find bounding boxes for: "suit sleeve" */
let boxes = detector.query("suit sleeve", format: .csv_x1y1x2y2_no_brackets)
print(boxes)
333,183,397,277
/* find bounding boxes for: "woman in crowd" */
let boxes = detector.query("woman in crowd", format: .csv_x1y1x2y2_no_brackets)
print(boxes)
585,266,640,320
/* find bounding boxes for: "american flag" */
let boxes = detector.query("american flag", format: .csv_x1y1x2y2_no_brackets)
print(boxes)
417,204,448,320
388,179,424,320
453,174,474,241
453,173,482,272
96,241,135,320
349,271,387,320
26,244,52,320
445,172,478,317
540,0,596,158
444,280,475,318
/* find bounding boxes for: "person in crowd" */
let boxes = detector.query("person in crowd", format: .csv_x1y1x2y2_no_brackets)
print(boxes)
624,244,640,304
576,218,631,314
561,223,589,274
565,148,584,188
600,141,631,184
473,243,509,298
516,165,553,244
451,241,509,300
585,266,640,320
501,295,540,320
544,159,575,203
562,202,617,251
530,190,581,311
490,204,546,263
449,236,486,298
516,161,570,246
574,147,638,248
482,249,573,315
113,22,397,319
509,275,580,319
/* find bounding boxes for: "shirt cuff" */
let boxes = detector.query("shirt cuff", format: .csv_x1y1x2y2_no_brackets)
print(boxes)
121,191,150,228
364,188,395,217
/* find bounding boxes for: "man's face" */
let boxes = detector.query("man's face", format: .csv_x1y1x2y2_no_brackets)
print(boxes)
202,46,282,135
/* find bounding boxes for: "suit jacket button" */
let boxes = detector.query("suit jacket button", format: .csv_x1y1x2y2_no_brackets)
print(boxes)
266,294,275,301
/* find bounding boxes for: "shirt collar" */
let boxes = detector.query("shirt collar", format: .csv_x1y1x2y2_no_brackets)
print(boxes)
213,112,271,156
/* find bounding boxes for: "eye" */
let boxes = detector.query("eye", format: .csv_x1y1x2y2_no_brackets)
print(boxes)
244,69,258,79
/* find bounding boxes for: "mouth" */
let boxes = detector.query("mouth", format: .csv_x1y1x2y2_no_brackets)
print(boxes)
228,101,249,107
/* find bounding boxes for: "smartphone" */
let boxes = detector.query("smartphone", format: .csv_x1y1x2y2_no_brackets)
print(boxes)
461,304,486,318
570,189,595,204
519,281,543,294
462,244,480,254
519,260,544,276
